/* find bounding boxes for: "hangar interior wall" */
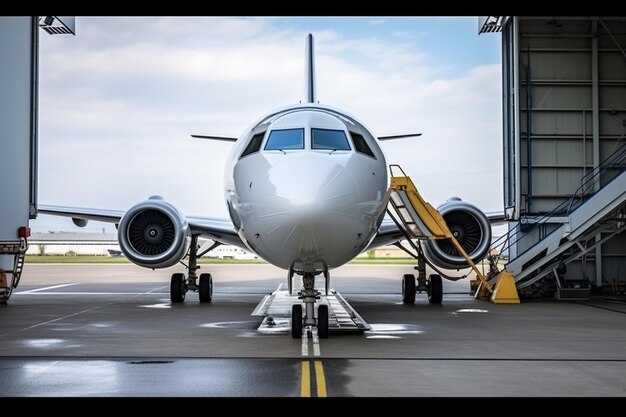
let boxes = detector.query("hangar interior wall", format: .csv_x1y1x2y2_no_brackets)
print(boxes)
502,17,626,288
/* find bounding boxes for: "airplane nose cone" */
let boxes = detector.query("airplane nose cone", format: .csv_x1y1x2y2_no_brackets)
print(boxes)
233,150,387,270
237,152,369,268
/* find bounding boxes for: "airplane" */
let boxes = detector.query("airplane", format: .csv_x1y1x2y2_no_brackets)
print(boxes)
39,34,493,339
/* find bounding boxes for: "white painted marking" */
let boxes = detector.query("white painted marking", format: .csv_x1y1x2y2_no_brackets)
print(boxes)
301,332,309,356
16,283,78,294
19,305,112,332
1,284,170,337
145,285,168,294
255,295,271,314
312,328,321,356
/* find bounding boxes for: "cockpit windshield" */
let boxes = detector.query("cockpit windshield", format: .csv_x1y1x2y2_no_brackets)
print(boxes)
311,128,351,151
264,128,305,150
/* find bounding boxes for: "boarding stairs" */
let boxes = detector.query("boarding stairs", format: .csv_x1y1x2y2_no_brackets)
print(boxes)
0,232,29,304
386,165,519,303
491,143,626,295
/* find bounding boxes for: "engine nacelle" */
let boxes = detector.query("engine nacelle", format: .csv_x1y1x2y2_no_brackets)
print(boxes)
423,197,491,270
117,196,191,269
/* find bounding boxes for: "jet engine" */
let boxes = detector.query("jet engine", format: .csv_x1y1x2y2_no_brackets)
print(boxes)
117,196,191,269
422,197,491,270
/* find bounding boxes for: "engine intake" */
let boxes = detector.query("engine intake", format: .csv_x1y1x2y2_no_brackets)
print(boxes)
423,197,491,270
118,196,191,268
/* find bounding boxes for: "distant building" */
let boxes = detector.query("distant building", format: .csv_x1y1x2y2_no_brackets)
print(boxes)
207,245,259,260
27,232,259,259
27,232,119,256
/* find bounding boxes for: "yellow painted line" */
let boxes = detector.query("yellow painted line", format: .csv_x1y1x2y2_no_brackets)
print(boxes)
314,361,327,397
301,361,311,397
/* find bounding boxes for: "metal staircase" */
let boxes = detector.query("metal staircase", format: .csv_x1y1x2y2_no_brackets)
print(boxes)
387,165,520,303
491,142,626,293
0,235,29,304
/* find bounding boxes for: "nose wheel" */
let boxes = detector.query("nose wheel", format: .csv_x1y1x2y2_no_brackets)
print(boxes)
317,304,329,339
291,271,330,339
291,304,303,338
291,303,329,339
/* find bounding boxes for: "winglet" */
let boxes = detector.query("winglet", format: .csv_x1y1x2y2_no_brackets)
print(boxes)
305,33,317,103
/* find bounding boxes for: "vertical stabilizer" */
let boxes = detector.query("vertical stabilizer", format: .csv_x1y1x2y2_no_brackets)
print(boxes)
305,34,317,103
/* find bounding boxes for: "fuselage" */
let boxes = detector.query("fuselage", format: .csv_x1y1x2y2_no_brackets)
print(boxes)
224,104,388,274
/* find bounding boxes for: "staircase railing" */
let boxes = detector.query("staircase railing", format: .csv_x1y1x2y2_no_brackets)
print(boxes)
491,141,626,264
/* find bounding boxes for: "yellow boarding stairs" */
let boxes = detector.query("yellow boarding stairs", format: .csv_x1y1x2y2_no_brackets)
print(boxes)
387,165,519,304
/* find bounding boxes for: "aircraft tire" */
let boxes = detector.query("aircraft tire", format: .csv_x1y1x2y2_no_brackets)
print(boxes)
291,304,303,339
199,273,213,303
428,274,443,304
402,274,416,304
318,304,329,339
170,273,186,303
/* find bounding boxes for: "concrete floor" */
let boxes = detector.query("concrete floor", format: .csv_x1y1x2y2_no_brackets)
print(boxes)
0,263,625,396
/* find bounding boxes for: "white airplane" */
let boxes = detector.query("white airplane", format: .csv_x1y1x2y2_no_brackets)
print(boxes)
40,34,493,339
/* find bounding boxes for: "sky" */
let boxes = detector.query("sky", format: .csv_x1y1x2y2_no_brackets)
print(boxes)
31,16,503,234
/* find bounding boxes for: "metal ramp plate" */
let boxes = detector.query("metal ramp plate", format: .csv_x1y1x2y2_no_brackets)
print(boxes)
252,283,370,335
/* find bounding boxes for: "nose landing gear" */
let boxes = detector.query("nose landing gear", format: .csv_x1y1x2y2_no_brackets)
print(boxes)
291,271,330,339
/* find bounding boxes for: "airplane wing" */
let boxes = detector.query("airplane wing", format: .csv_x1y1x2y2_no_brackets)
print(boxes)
37,204,245,248
484,211,508,226
366,218,406,250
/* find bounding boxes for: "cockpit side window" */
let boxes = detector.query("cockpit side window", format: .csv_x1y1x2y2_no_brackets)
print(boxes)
350,132,376,158
311,128,351,151
240,132,265,158
264,128,305,150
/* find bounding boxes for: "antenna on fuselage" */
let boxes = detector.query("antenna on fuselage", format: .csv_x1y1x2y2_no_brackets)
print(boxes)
305,33,317,104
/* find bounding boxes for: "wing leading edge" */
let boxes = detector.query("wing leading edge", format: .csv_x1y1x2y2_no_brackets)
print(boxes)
37,204,246,249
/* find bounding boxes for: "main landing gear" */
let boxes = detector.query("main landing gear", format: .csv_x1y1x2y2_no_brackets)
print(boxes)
401,247,443,305
170,234,215,304
291,271,330,339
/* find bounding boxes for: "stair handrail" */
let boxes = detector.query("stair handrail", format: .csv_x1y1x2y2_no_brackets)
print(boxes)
491,141,626,262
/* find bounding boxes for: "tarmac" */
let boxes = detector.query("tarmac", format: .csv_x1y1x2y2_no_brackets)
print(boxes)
0,263,625,396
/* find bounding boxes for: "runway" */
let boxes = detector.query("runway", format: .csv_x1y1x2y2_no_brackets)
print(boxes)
1,264,625,396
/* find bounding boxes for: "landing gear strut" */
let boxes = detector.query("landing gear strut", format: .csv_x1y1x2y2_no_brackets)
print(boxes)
291,271,330,339
170,234,215,304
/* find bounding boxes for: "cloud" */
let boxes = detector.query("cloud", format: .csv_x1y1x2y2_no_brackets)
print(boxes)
32,17,502,234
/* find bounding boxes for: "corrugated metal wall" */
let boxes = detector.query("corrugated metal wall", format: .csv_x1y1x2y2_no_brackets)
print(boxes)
503,17,626,287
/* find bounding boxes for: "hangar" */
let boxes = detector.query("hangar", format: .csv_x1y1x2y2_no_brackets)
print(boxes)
480,16,626,299
5,16,622,300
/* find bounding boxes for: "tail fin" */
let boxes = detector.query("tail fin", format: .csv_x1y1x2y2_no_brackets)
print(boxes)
305,33,317,103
